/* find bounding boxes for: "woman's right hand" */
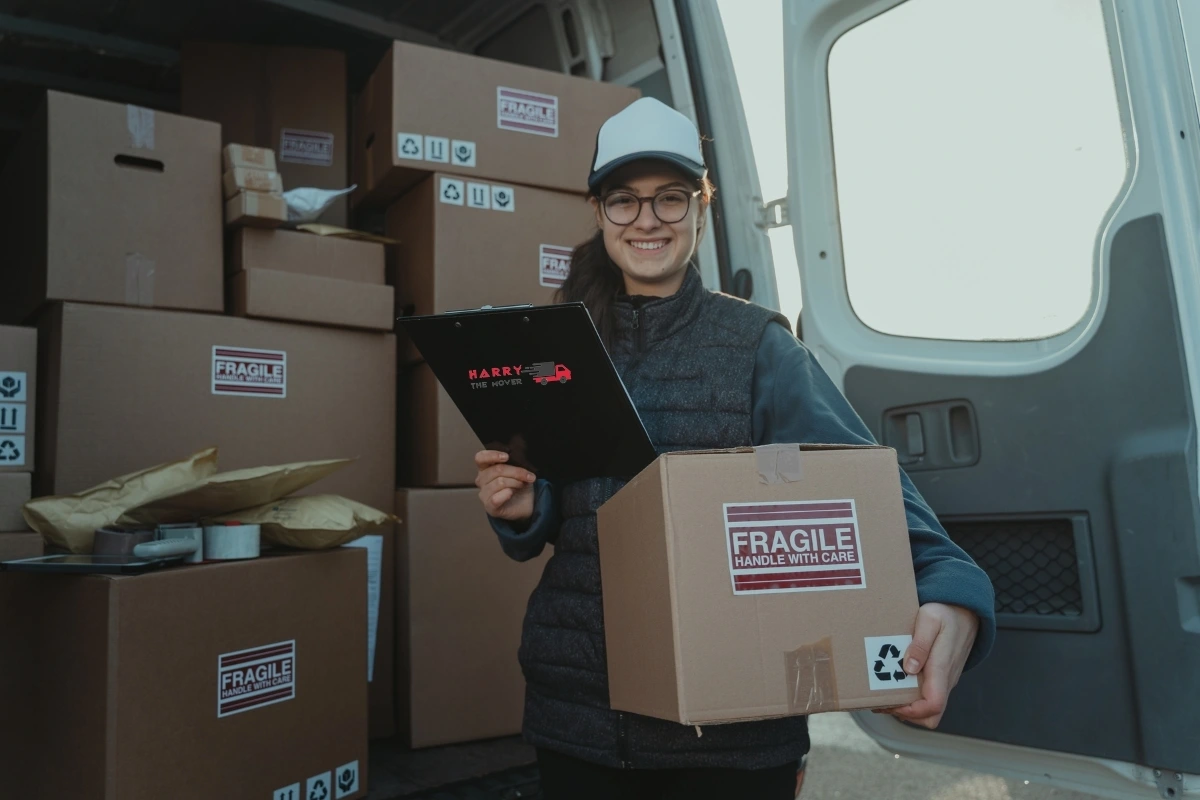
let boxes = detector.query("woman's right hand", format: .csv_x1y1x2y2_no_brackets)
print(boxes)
475,450,537,522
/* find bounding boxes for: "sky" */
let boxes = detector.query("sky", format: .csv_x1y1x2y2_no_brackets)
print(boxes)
714,0,1126,342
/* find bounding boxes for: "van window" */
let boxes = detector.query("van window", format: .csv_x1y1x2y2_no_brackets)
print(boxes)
828,0,1126,341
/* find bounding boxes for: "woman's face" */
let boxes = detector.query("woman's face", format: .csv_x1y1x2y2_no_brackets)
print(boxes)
592,163,706,296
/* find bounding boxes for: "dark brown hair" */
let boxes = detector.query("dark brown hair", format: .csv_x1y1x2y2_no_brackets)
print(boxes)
556,175,715,347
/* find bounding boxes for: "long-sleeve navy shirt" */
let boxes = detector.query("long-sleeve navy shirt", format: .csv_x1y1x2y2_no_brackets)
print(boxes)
491,322,997,671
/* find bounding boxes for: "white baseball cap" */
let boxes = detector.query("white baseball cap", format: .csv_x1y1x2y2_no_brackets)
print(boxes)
588,97,707,193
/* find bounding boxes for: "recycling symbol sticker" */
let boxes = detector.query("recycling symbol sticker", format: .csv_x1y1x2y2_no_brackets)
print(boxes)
864,634,918,691
334,760,360,798
397,132,423,160
0,437,24,466
439,177,465,206
305,772,331,800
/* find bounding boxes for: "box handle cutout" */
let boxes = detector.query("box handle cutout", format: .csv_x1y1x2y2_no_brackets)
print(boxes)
114,155,164,172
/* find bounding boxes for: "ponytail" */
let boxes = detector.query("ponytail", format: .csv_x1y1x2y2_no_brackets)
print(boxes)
556,229,624,348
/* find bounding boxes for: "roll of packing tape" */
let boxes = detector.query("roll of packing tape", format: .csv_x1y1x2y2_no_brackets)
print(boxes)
157,523,204,564
203,522,260,561
93,527,156,556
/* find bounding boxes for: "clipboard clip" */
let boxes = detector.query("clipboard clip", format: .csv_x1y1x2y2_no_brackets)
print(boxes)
444,303,536,315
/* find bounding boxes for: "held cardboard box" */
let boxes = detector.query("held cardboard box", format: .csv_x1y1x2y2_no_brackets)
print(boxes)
399,364,478,487
353,41,640,207
386,172,593,363
225,190,288,227
0,473,30,531
182,43,349,225
0,324,36,472
0,91,223,325
231,228,385,284
0,531,41,560
0,550,369,799
230,269,395,332
224,143,278,172
597,445,922,725
223,166,284,199
396,488,548,747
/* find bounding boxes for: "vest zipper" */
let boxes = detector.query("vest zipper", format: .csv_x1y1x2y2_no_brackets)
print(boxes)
632,309,644,352
618,712,631,768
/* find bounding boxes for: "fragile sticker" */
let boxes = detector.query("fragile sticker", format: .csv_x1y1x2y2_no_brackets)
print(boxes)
397,132,423,160
491,185,515,212
424,135,450,163
0,372,27,402
217,639,296,718
724,499,865,594
439,177,465,206
498,86,559,137
212,346,287,398
539,244,572,288
0,435,25,466
467,182,491,209
0,403,25,435
451,139,477,168
279,128,335,167
865,635,918,691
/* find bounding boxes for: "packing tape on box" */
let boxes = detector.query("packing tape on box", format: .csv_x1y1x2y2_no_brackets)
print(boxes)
126,105,155,150
125,253,155,306
785,636,839,714
92,527,156,556
755,444,803,485
203,522,260,560
157,523,204,564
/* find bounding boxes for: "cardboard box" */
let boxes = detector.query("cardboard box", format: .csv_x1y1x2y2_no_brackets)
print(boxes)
0,473,30,531
0,531,41,560
230,269,394,331
224,143,278,172
0,550,369,799
0,324,35,472
231,228,385,284
597,445,923,725
386,172,592,363
396,488,547,747
223,166,284,198
182,43,349,226
353,41,640,207
0,90,223,324
399,363,478,488
225,190,288,228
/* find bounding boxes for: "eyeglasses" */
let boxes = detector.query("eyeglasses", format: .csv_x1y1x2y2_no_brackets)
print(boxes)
601,188,701,225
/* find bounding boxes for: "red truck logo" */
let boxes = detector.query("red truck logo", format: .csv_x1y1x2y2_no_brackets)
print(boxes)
529,362,572,385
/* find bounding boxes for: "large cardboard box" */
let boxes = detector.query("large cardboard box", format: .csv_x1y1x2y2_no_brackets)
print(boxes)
0,91,223,325
597,445,923,724
0,531,41,560
387,172,592,363
0,550,369,799
0,324,35,472
230,269,394,332
231,228,385,284
398,364,477,488
396,488,547,747
353,41,640,207
182,43,349,226
0,472,30,531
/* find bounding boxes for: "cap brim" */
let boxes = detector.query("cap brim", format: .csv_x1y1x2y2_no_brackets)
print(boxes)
588,151,707,193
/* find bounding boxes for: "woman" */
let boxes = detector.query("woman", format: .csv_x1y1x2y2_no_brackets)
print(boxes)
474,97,996,800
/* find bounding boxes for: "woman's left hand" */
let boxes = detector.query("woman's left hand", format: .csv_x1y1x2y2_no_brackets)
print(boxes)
876,602,979,729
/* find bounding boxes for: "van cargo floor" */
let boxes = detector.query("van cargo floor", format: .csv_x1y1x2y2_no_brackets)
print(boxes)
368,736,537,799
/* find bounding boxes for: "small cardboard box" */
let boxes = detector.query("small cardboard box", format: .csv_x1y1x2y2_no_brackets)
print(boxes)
223,167,284,198
398,363,477,488
597,445,922,725
0,531,41,560
395,488,547,747
0,473,30,531
224,143,278,172
353,41,640,207
386,172,592,363
231,228,385,284
0,550,369,799
225,190,288,228
0,324,35,472
230,269,394,332
0,90,223,324
182,43,349,225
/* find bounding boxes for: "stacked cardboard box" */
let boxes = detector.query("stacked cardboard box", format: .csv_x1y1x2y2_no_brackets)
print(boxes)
0,326,37,558
361,42,639,746
223,144,288,227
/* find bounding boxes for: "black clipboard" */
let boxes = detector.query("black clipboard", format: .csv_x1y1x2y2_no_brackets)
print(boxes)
398,303,657,483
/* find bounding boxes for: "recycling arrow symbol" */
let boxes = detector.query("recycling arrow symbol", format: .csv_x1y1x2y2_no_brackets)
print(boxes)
400,137,420,156
494,191,510,208
873,643,907,682
443,184,461,201
0,439,20,462
308,780,328,800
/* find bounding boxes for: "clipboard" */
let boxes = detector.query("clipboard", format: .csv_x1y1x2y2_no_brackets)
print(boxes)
397,303,657,483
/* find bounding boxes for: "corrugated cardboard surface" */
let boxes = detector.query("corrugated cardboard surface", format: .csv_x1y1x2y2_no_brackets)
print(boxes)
224,143,277,172
230,268,394,331
0,550,369,799
225,190,287,227
395,488,546,748
223,166,283,198
0,473,30,531
0,531,41,560
182,43,349,226
598,447,922,725
386,172,592,364
353,41,640,207
0,90,223,324
399,363,478,488
0,324,36,472
231,228,385,284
